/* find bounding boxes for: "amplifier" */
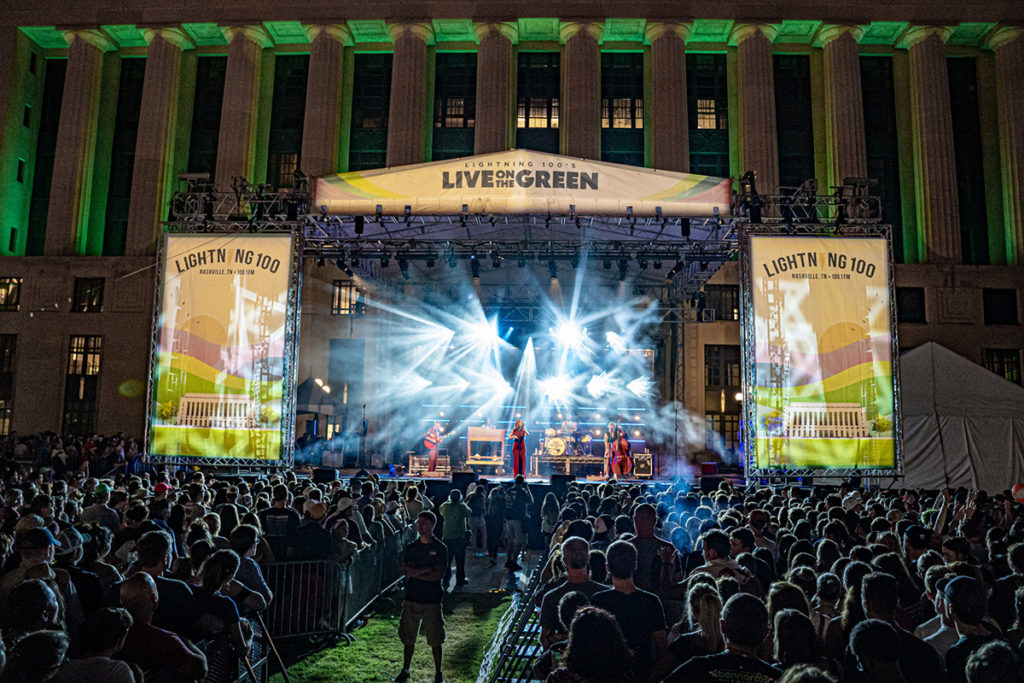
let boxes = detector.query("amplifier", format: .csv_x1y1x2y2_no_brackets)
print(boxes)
633,453,653,478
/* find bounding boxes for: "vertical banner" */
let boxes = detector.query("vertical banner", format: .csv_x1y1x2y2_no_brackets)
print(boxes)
150,234,294,460
746,235,898,472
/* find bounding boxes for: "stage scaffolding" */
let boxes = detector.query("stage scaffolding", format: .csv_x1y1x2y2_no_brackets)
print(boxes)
157,171,888,474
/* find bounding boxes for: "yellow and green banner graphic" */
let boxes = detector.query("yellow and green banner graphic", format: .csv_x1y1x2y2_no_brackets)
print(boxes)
314,149,731,217
749,235,896,470
150,234,293,460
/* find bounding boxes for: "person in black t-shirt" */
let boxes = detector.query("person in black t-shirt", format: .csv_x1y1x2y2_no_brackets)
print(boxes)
395,511,448,683
257,485,300,559
666,592,782,683
591,540,668,682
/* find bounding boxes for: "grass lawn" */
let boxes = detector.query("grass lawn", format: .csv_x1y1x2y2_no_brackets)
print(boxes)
271,591,513,683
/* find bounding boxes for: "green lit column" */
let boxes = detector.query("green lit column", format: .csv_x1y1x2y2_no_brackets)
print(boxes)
215,26,272,189
729,24,779,195
560,22,603,159
815,25,868,189
473,22,517,155
989,27,1024,265
45,29,113,256
125,28,193,257
645,22,690,173
900,26,960,264
386,23,434,167
301,25,352,177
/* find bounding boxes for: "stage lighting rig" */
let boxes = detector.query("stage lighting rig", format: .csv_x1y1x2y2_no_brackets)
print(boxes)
490,249,503,269
617,257,629,281
548,259,558,280
425,251,437,268
666,260,684,279
336,257,353,277
470,254,481,280
398,255,410,280
380,249,390,268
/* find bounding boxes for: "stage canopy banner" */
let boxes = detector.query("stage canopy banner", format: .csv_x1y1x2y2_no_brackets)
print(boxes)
745,235,898,473
314,149,731,217
149,234,294,460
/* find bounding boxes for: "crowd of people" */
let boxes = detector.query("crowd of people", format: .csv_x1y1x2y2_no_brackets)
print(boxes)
527,480,1024,682
0,431,433,682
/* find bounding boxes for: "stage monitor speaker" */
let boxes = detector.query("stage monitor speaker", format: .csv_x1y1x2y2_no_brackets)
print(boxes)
699,475,724,494
313,467,337,484
550,474,576,498
450,471,478,493
633,454,653,478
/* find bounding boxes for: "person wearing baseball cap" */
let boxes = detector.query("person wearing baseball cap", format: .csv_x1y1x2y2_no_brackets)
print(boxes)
153,482,173,497
0,527,63,612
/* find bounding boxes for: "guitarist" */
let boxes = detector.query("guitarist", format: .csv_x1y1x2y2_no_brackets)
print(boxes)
424,421,445,472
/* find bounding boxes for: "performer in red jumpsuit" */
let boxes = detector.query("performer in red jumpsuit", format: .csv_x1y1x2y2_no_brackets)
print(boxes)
511,419,530,476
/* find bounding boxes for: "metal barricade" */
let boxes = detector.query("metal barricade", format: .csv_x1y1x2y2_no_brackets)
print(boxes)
265,558,349,640
196,616,270,683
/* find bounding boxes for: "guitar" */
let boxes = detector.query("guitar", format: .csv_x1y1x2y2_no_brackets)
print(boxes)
424,430,449,450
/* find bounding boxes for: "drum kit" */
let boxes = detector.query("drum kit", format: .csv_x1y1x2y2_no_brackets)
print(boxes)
542,426,594,457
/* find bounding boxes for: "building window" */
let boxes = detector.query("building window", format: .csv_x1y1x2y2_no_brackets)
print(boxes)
516,52,559,153
687,53,729,178
349,53,392,171
16,159,25,183
600,52,644,166
187,56,227,181
72,278,104,313
266,54,308,189
331,281,365,316
705,285,740,321
0,278,22,312
947,58,989,265
63,335,102,435
983,288,1019,325
705,344,741,387
432,52,476,160
706,412,740,451
104,57,146,257
896,287,927,323
861,57,904,263
268,152,299,190
984,349,1022,385
23,104,31,128
0,335,13,436
27,59,67,257
774,55,815,189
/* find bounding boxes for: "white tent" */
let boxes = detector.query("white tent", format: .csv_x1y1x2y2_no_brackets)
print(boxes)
900,342,1024,492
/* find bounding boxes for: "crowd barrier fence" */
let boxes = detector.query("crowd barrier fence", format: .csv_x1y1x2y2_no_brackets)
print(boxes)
263,525,417,641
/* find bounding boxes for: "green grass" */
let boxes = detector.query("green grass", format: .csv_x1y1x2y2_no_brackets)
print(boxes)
271,592,513,683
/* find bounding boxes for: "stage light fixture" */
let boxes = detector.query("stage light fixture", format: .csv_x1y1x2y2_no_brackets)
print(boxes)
471,257,481,280
398,257,410,280
336,257,353,277
606,331,627,354
517,253,527,268
681,220,691,238
587,373,614,399
627,378,652,398
350,250,360,267
354,215,365,234
540,374,573,405
570,251,579,269
426,251,437,268
491,250,503,269
316,256,325,267
548,260,558,280
653,259,662,270
552,320,587,352
666,260,684,279
380,250,390,268
638,256,648,270
603,258,612,270
617,259,628,281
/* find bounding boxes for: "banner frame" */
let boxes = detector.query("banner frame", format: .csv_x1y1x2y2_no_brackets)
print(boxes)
738,223,904,480
144,229,302,469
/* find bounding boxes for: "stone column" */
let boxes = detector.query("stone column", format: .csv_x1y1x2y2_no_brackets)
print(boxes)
816,26,868,188
989,27,1024,265
646,22,690,172
301,25,352,178
560,22,603,159
215,26,271,189
901,27,960,264
473,22,517,154
386,23,433,167
45,30,113,256
730,24,779,195
125,28,193,257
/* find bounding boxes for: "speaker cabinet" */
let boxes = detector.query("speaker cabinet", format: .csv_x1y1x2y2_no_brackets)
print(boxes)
549,473,576,498
312,467,338,484
633,454,653,478
450,471,478,493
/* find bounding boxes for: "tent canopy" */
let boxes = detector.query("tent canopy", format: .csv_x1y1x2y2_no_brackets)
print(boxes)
313,149,732,218
900,342,1024,491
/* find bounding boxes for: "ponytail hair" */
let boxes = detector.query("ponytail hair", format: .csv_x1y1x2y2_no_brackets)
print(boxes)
688,582,724,646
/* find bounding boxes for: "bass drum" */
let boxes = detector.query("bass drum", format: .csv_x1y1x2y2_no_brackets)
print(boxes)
545,437,567,456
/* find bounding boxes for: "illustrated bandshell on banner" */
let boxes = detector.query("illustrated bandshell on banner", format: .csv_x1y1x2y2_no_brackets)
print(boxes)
313,149,732,218
747,235,897,471
149,234,294,460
